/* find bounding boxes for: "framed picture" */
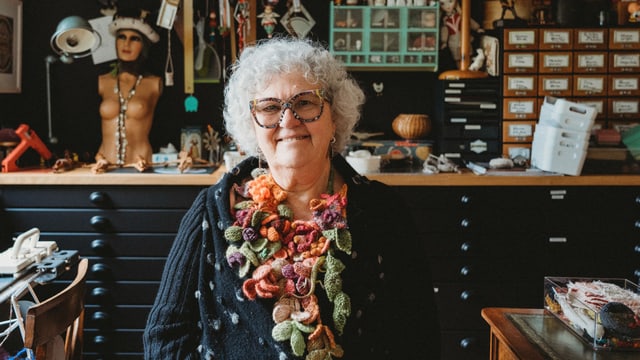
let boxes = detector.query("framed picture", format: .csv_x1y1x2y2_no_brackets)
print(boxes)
0,0,21,93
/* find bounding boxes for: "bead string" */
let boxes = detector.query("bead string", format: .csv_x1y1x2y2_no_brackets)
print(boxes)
114,74,143,166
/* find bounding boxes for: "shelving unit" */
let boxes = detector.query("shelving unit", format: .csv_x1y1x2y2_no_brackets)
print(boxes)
329,3,440,71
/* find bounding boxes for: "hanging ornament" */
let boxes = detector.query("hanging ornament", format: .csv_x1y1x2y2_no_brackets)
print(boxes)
281,0,315,38
258,1,280,38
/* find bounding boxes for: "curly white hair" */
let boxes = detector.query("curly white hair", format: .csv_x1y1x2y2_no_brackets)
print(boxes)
223,36,365,156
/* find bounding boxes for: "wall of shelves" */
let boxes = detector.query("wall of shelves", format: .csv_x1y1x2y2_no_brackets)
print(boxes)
329,3,440,71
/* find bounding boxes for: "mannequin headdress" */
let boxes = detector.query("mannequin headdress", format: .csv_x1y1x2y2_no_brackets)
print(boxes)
109,7,160,43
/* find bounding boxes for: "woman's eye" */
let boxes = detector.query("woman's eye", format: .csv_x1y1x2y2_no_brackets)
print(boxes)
259,104,281,113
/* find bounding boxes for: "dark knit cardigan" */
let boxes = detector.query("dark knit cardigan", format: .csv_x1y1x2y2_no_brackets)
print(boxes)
143,155,441,359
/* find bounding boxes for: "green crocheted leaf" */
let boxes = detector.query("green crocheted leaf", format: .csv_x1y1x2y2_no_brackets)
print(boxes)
233,200,254,210
226,245,251,277
325,254,346,274
335,229,352,255
293,321,316,333
248,237,268,252
322,228,338,242
224,226,243,243
258,241,282,262
251,210,268,227
239,242,260,266
272,320,293,341
332,291,351,335
290,327,306,356
323,270,342,301
277,203,293,220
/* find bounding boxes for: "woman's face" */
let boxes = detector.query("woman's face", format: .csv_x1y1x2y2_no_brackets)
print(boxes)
116,29,144,62
252,73,336,171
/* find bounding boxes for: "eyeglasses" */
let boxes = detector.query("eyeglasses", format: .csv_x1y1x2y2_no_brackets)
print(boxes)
250,89,328,129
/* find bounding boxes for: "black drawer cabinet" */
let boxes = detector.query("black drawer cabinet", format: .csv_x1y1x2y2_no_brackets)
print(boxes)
0,185,205,358
396,185,640,360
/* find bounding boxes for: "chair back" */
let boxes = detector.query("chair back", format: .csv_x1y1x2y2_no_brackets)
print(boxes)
23,258,88,360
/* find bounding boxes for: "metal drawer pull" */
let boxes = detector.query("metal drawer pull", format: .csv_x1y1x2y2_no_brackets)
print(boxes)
459,337,476,349
548,237,567,243
460,290,473,301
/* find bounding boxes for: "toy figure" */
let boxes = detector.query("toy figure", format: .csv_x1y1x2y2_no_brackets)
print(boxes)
629,2,640,23
258,3,280,38
439,0,483,69
234,0,250,52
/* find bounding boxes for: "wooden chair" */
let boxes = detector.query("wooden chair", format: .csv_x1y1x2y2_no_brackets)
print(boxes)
22,258,88,360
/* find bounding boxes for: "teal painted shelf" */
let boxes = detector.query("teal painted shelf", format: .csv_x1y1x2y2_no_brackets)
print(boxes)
329,3,440,71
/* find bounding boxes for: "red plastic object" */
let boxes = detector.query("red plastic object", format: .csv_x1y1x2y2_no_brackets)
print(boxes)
1,124,52,172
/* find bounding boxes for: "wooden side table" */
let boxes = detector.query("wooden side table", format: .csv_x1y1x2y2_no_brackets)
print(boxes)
481,307,638,360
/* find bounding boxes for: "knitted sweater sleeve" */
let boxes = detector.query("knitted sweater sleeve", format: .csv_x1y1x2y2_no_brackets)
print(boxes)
143,188,208,359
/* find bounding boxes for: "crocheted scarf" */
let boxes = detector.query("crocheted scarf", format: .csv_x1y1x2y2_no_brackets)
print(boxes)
224,172,352,359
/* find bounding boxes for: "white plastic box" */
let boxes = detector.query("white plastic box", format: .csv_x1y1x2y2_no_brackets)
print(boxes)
539,96,597,132
531,124,589,176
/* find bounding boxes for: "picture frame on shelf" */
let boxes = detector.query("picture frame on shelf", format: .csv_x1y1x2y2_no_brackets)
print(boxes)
0,0,22,93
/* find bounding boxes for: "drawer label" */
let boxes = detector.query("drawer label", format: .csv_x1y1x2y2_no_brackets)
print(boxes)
509,53,535,68
543,78,569,90
509,101,535,113
543,31,570,44
613,54,640,68
578,31,605,44
613,100,639,114
577,77,604,92
507,77,535,90
543,54,570,67
577,54,605,67
509,124,533,137
612,78,639,91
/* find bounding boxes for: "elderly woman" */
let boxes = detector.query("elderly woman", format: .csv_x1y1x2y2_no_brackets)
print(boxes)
143,36,440,359
94,8,162,172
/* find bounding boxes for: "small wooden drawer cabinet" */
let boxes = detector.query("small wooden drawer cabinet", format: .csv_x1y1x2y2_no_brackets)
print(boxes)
0,185,205,359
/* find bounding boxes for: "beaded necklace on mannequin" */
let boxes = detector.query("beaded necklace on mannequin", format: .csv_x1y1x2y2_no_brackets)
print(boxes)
112,58,144,166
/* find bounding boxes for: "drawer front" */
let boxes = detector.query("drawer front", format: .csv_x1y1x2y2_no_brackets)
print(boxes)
434,283,518,329
84,329,144,355
88,281,160,305
6,209,187,233
88,257,166,281
86,305,152,329
1,186,204,209
46,233,175,257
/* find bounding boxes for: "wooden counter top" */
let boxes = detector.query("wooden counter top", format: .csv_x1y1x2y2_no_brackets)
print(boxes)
1,167,640,186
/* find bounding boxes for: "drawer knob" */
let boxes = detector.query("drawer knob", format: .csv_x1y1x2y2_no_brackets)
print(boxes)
635,269,640,278
90,216,110,231
92,311,112,326
91,287,112,301
460,242,471,252
91,263,112,278
89,191,108,206
91,239,110,254
459,337,476,349
635,245,640,254
460,218,470,228
459,266,472,277
460,290,473,301
460,195,470,204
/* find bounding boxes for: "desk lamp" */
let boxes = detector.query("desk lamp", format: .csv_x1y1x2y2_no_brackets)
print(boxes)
46,16,101,144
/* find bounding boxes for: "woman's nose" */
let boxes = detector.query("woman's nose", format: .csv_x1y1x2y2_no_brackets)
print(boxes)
278,107,299,128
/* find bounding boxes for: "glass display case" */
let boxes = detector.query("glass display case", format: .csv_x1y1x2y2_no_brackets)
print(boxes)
329,3,440,71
